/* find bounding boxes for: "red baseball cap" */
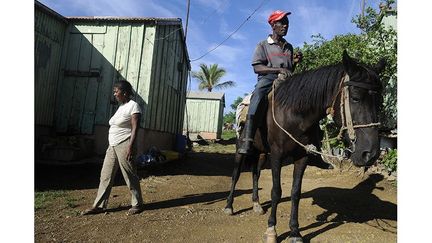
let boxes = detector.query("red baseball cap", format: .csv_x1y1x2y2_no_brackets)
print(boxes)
268,10,291,25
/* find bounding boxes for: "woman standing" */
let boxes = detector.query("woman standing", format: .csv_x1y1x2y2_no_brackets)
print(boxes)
82,80,144,216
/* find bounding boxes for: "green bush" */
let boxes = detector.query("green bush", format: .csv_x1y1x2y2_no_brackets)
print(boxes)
297,0,397,131
320,116,346,152
381,149,397,172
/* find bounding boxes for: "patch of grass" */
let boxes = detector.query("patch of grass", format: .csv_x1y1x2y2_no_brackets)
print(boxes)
35,190,66,210
221,130,236,140
35,190,79,211
65,197,79,208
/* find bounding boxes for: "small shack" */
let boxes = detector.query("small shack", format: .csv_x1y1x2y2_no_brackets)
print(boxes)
35,0,190,161
183,91,225,140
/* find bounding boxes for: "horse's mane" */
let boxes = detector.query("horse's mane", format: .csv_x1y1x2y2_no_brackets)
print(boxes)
274,63,345,113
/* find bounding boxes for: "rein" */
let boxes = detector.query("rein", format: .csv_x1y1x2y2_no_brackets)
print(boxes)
271,73,380,159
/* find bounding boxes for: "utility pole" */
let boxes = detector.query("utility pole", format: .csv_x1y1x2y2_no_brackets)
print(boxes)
185,0,190,41
361,0,366,17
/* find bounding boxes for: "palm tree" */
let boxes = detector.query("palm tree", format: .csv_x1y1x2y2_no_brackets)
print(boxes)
192,63,235,92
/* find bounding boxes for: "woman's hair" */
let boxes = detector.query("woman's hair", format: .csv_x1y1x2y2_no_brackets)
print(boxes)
113,80,134,98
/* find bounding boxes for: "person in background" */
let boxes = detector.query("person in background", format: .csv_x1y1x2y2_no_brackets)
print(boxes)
235,94,252,138
238,10,303,155
82,80,144,216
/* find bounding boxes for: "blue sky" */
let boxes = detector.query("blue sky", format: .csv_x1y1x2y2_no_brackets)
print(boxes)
39,0,385,112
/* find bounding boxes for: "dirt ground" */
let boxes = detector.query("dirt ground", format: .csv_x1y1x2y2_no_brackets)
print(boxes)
35,142,397,242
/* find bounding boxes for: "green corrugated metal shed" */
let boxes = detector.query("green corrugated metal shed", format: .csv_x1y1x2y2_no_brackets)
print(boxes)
35,2,67,127
55,17,189,135
35,0,190,154
183,91,225,140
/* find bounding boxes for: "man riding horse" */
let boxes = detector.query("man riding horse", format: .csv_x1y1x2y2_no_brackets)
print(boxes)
238,10,303,155
231,9,386,243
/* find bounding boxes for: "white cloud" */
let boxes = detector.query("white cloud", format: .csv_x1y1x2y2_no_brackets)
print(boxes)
219,18,247,41
290,4,359,46
195,0,230,14
209,44,246,65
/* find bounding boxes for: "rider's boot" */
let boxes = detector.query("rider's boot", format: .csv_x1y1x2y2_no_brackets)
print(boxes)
238,115,256,155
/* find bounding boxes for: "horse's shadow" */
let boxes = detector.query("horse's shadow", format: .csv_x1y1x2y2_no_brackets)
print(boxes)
266,174,396,242
143,189,254,211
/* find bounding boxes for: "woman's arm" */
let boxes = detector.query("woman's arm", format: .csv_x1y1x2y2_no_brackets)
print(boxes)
127,113,141,161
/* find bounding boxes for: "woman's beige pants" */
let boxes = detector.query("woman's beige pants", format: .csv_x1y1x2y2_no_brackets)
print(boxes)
92,138,143,209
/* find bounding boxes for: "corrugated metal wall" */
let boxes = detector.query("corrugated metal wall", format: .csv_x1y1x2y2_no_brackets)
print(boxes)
54,20,188,135
183,98,224,136
146,23,188,134
35,6,67,126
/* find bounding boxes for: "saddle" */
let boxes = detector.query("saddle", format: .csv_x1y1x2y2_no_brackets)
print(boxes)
236,73,289,134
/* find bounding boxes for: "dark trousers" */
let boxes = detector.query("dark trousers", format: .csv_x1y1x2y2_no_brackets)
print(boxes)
247,73,278,122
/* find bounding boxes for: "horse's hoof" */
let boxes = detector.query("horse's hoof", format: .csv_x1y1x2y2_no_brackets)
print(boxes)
288,237,303,243
253,202,264,215
263,226,277,243
223,207,233,215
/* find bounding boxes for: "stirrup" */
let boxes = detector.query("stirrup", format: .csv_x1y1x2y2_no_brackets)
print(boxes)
238,141,253,155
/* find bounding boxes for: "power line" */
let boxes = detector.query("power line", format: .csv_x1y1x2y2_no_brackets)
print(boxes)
190,0,271,62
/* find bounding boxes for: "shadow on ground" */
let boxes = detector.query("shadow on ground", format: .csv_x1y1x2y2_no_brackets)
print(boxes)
35,151,238,191
273,174,397,242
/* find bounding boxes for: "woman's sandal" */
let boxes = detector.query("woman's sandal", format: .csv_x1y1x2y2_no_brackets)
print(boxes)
81,207,105,215
127,205,144,215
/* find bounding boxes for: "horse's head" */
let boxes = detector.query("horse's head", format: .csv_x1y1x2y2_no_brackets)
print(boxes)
341,50,386,167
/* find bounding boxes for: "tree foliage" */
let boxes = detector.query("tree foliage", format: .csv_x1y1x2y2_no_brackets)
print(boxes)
192,63,236,92
295,0,397,130
230,94,248,110
353,0,397,130
223,111,236,125
224,94,249,126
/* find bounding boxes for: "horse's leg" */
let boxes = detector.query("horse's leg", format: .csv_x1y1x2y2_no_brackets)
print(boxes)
288,156,308,242
264,152,283,243
224,152,243,215
251,153,266,214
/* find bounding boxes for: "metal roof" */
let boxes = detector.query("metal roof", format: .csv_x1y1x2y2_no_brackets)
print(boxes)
66,16,182,25
186,91,225,101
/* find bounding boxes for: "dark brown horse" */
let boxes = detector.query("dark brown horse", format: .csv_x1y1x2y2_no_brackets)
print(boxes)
224,50,385,242
263,50,385,243
224,104,332,216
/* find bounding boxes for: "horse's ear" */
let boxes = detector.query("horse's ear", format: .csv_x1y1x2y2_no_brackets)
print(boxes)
342,50,359,74
342,50,349,61
374,58,386,74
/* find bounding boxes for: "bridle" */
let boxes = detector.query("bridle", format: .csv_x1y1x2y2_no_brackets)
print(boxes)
271,71,381,159
327,73,381,153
